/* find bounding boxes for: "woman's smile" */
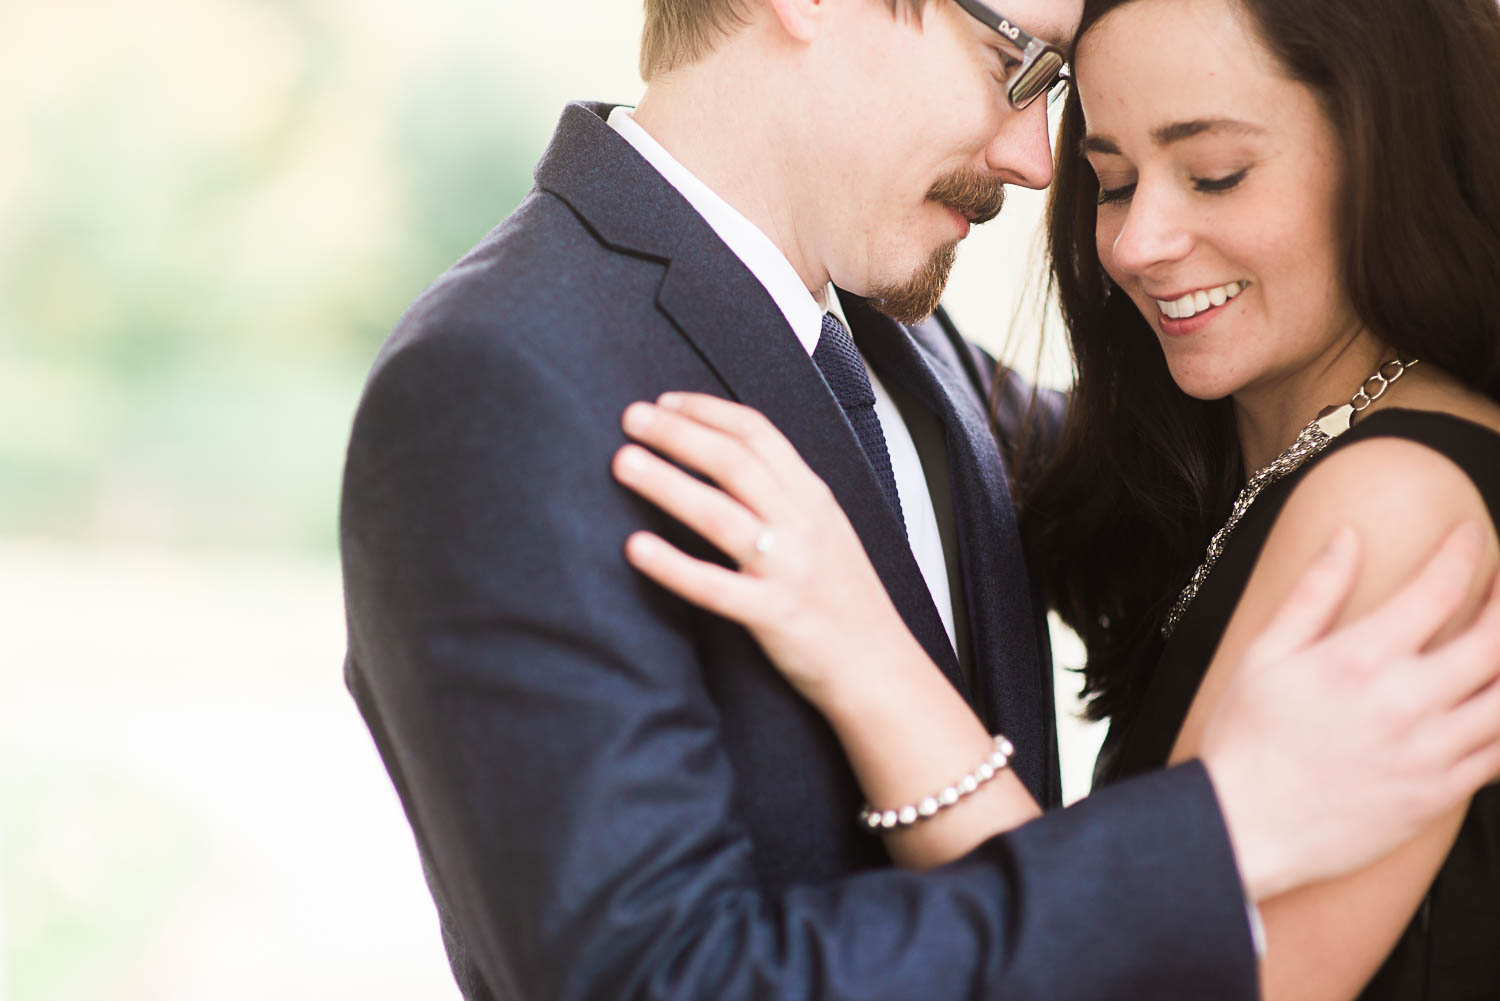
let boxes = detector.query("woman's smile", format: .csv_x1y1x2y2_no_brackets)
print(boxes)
1079,0,1361,406
1154,280,1250,337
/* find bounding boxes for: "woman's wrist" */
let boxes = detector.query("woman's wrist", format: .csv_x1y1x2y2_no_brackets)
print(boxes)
812,622,933,726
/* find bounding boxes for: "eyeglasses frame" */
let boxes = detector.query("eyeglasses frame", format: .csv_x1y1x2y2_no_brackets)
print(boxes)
950,0,1071,110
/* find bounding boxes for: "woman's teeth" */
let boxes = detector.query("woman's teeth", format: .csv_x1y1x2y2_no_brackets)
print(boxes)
1157,281,1247,320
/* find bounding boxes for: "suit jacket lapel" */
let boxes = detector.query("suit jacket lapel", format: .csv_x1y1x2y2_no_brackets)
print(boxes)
534,103,965,695
842,295,1055,805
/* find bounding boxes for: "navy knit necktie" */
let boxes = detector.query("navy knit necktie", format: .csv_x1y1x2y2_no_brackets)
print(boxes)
812,312,905,531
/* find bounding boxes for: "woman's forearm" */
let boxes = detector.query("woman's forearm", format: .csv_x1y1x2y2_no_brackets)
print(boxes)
607,393,1046,867
816,629,1043,869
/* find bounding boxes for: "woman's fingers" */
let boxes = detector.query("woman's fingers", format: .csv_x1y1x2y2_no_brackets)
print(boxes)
656,392,812,484
624,531,767,625
1242,527,1361,667
622,402,782,518
613,445,766,564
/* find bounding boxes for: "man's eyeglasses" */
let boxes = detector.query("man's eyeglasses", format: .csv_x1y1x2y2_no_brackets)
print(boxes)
952,0,1070,110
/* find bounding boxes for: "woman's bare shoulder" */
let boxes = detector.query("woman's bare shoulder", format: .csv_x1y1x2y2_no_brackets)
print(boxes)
1263,405,1500,631
1288,435,1492,534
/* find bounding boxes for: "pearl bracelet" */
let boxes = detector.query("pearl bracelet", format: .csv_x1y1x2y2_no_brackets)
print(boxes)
858,734,1016,833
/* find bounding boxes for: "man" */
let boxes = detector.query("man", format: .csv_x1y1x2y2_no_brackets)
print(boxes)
340,0,1500,998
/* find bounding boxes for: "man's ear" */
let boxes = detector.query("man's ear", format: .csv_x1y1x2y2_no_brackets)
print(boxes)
764,0,824,43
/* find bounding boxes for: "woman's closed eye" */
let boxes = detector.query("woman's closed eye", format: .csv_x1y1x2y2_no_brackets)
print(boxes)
1193,167,1250,194
1097,181,1136,206
1097,166,1251,205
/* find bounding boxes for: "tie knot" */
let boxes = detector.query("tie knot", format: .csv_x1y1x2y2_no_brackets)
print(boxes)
814,313,875,409
810,310,904,531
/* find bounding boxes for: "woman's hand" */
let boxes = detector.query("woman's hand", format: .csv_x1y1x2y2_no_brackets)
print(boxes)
613,392,1045,867
611,392,920,706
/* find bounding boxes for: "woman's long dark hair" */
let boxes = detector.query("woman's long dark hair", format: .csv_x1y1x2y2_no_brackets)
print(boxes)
1015,0,1500,724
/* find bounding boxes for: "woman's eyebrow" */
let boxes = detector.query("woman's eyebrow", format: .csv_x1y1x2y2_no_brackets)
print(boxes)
1081,117,1267,157
1081,133,1121,156
1151,117,1268,145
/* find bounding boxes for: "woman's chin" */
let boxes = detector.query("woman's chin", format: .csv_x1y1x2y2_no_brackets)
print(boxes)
1162,364,1238,403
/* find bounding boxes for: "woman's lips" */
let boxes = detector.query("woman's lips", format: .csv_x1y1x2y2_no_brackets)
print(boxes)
1154,282,1250,337
1158,296,1237,337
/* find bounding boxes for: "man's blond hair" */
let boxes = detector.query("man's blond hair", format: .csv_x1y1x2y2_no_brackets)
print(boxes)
639,0,930,81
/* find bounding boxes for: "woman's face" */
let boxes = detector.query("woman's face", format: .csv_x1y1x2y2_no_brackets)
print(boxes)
1077,0,1365,404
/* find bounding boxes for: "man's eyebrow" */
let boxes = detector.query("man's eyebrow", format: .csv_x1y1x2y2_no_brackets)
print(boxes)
1080,118,1267,157
1030,22,1073,50
1037,30,1071,49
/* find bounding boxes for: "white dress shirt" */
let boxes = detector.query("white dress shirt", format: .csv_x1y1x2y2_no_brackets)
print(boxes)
608,107,958,652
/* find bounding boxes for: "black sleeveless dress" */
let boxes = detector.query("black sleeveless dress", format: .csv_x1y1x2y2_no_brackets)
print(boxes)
1094,409,1500,1000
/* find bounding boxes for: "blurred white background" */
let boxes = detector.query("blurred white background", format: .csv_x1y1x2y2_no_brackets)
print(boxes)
0,1,1098,998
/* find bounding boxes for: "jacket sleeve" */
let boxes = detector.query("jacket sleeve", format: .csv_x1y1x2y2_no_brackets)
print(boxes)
339,329,1258,1001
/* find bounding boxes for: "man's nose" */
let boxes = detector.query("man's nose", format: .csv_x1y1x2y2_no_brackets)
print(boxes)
983,98,1054,190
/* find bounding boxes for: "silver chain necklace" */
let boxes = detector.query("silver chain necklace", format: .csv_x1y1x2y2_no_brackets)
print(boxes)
1161,357,1419,639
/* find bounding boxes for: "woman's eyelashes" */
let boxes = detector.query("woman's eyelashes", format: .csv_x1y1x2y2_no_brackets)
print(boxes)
1193,167,1250,193
1094,167,1252,205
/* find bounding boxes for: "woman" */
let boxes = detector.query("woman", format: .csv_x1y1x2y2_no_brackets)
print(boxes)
611,0,1500,997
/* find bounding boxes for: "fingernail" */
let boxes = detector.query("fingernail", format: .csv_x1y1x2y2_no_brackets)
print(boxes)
616,445,647,475
622,403,655,433
626,532,660,558
658,393,684,410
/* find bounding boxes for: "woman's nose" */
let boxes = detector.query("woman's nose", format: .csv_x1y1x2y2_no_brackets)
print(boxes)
1108,186,1194,277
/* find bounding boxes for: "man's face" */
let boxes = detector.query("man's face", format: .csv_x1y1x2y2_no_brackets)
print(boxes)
808,0,1081,322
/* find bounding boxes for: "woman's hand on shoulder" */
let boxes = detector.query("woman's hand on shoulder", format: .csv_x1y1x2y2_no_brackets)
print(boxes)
611,392,923,707
1180,433,1500,1001
1181,434,1500,765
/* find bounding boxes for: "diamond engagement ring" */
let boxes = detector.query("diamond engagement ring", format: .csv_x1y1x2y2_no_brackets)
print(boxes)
752,528,775,558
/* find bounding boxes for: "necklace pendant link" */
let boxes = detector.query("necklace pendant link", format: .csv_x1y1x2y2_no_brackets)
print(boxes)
1378,359,1408,382
1314,403,1356,438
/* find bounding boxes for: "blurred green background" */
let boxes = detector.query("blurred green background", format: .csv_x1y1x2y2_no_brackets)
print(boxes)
0,1,1090,998
0,0,642,552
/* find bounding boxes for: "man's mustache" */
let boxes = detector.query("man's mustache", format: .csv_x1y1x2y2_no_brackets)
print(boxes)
926,170,1006,226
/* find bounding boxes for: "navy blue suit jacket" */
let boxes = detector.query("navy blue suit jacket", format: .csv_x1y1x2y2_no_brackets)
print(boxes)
340,102,1258,1001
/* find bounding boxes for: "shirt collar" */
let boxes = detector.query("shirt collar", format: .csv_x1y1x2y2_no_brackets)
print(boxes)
607,106,825,356
822,284,852,342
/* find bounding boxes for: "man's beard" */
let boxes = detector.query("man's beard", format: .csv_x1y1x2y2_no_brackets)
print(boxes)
868,241,960,325
868,169,1006,325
